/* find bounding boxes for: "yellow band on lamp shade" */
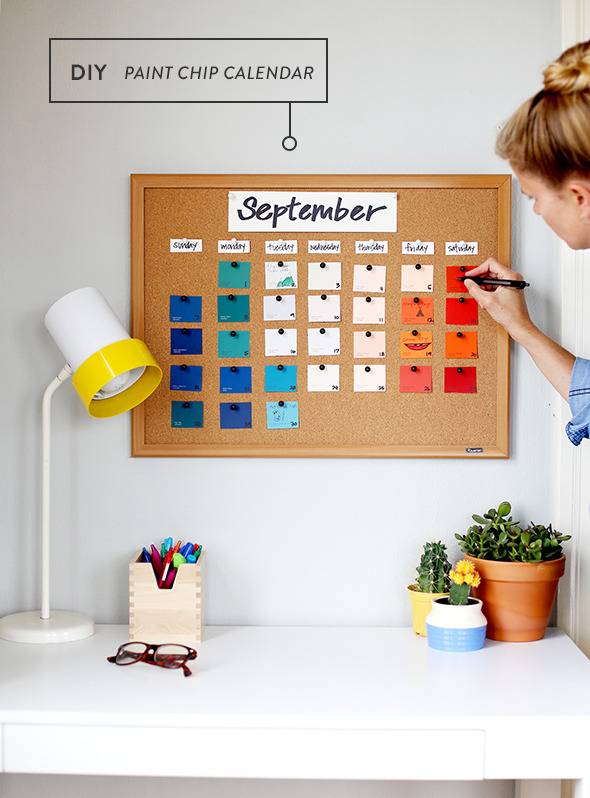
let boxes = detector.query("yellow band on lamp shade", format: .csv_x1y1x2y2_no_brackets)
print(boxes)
72,338,162,418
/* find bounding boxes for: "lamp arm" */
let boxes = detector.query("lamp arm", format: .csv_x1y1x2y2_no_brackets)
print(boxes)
41,364,73,620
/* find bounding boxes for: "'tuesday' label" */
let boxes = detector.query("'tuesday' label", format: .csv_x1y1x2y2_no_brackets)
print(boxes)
218,239,251,254
170,238,202,253
402,240,434,255
446,241,478,255
265,239,298,254
308,240,341,254
355,239,388,254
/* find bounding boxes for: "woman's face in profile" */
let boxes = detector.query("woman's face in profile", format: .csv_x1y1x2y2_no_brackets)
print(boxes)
514,165,590,250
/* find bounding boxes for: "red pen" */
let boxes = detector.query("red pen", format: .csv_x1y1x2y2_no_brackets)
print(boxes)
159,549,174,587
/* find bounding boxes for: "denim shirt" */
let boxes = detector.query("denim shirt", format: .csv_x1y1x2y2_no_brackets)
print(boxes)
567,357,590,445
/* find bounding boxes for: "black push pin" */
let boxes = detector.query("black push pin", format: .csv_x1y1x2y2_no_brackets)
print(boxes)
319,328,326,334
276,295,282,302
230,403,238,411
460,266,466,273
411,366,418,372
231,261,238,268
228,294,235,301
457,367,463,374
278,364,284,371
321,294,327,300
413,297,420,304
365,366,371,372
278,400,285,407
415,263,422,270
278,260,284,267
320,262,326,269
230,330,237,337
459,297,465,303
278,328,285,335
412,329,418,336
365,331,372,337
181,328,190,335
230,366,238,373
183,402,191,409
180,295,188,302
180,364,188,371
319,364,326,371
457,331,463,338
366,264,373,271
366,296,372,303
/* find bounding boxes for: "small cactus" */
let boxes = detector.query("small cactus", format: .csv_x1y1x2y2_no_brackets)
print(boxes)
415,541,451,594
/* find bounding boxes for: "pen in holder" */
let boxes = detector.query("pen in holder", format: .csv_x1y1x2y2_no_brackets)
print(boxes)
129,549,204,645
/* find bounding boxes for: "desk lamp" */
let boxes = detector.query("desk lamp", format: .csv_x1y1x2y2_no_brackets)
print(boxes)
0,287,162,643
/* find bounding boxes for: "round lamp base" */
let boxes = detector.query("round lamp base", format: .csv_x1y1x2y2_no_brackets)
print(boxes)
0,611,95,643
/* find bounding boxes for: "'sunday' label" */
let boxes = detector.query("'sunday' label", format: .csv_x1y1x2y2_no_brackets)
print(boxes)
170,238,202,252
218,239,250,254
228,191,397,233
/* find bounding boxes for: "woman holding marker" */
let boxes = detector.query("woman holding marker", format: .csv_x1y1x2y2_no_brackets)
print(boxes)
465,40,590,444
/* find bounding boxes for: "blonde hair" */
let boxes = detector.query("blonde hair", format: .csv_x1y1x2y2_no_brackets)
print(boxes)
496,40,590,185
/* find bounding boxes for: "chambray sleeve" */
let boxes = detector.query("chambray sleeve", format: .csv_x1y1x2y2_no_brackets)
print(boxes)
566,357,590,445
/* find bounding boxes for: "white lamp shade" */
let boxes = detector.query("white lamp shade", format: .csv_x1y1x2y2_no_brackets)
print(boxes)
44,287,131,371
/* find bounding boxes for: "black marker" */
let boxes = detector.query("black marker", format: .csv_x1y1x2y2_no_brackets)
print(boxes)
457,276,530,289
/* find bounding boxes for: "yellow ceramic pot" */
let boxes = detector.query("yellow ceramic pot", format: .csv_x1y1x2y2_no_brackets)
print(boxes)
407,584,449,636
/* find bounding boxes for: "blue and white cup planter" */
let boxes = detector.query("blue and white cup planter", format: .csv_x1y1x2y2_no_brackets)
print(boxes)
425,597,487,652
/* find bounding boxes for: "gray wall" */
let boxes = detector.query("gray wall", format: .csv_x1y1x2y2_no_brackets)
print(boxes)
0,1,561,796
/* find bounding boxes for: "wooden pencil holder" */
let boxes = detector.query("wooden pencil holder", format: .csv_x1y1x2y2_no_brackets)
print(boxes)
128,550,204,645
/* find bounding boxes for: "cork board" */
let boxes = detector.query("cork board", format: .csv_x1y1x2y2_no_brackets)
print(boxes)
131,174,510,458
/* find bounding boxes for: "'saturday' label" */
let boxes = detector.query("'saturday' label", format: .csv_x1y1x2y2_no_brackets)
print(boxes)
446,241,478,255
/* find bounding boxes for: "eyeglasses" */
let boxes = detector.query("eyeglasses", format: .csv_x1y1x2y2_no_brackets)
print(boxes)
107,642,198,677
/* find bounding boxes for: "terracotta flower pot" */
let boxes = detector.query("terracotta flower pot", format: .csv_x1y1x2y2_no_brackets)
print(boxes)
464,554,565,642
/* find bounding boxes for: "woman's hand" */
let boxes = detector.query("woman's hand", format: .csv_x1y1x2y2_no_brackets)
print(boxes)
465,257,575,400
463,258,535,343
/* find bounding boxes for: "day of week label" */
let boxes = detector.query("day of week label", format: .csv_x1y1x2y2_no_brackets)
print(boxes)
308,240,341,254
218,239,251,254
265,239,298,254
446,241,478,255
170,238,202,253
355,239,388,254
402,240,434,255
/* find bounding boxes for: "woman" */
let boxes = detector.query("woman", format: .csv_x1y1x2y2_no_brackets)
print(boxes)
465,40,590,444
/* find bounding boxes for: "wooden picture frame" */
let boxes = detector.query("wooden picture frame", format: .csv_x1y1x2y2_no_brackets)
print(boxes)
131,174,510,458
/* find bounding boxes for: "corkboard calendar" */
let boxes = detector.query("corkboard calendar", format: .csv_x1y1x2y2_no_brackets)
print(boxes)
131,174,511,458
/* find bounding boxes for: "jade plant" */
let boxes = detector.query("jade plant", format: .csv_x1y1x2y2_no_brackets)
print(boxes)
415,541,451,593
455,502,571,563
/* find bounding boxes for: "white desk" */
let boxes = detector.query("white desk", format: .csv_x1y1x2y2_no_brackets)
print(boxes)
0,625,589,794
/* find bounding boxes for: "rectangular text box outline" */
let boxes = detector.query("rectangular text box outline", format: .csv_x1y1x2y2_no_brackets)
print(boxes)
49,37,329,104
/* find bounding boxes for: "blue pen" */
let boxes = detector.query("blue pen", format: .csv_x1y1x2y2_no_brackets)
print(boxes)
141,547,152,563
180,542,193,558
